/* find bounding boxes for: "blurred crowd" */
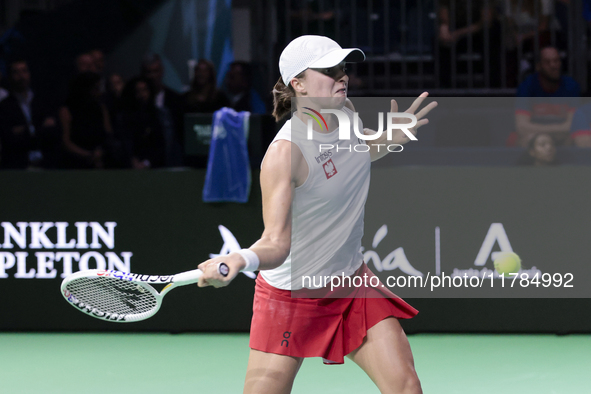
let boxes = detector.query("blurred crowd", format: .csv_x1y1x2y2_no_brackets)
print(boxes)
2,0,591,170
290,0,579,87
436,0,573,87
0,51,266,170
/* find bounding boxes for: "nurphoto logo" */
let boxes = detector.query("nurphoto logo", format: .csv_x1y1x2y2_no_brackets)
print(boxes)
304,108,417,153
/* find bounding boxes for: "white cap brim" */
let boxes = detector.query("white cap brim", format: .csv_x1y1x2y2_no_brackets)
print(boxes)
308,48,366,68
280,35,366,85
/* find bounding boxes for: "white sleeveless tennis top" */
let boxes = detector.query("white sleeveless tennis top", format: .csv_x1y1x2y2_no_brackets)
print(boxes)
260,106,371,290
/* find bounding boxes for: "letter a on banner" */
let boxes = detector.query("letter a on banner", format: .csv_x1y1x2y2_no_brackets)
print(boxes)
474,223,513,266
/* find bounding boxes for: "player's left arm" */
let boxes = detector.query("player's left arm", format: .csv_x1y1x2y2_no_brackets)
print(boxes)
347,93,437,162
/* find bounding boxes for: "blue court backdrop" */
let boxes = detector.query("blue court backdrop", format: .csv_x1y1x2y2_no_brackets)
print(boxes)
0,169,590,333
0,0,233,96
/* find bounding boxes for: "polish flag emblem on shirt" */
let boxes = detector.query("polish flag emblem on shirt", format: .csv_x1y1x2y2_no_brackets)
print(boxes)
323,159,337,179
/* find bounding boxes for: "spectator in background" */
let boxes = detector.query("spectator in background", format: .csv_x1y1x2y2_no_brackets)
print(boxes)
90,49,105,76
0,70,8,102
569,101,591,147
60,72,112,169
0,59,60,169
75,52,97,74
117,77,166,169
513,46,580,147
108,73,125,98
437,0,503,87
224,61,267,114
503,0,558,84
504,0,554,49
517,132,558,165
105,73,125,120
89,49,107,93
141,53,184,167
184,59,229,113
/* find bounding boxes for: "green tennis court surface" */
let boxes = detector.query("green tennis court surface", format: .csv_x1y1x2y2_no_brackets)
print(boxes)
1,333,589,393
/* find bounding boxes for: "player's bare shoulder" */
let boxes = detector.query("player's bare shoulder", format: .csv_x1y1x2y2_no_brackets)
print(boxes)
263,140,307,188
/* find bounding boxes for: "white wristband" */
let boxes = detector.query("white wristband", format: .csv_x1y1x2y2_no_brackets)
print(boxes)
237,249,260,272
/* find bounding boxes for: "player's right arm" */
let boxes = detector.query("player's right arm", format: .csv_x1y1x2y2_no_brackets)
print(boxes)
198,139,307,287
247,139,300,269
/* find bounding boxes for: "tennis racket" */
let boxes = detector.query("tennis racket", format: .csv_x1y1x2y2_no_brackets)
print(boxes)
60,262,229,323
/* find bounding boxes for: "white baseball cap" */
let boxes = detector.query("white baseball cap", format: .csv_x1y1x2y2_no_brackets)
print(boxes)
279,35,365,85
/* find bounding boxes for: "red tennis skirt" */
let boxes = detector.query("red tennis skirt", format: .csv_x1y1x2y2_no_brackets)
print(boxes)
249,263,418,364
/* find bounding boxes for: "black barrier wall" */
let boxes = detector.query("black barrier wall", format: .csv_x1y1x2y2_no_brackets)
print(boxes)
0,170,262,332
1,169,590,333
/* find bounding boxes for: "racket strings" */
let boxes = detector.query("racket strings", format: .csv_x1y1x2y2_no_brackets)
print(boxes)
66,277,158,316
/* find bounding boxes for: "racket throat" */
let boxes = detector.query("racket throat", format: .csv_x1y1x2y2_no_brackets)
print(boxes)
159,283,175,297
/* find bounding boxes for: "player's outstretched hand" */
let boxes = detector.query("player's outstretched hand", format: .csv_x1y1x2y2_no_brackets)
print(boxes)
390,92,438,141
197,253,244,288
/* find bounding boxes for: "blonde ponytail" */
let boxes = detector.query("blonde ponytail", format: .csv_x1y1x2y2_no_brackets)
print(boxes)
271,72,304,122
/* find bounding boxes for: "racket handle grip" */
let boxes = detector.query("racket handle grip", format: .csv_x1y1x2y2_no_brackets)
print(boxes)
173,269,203,285
173,262,229,285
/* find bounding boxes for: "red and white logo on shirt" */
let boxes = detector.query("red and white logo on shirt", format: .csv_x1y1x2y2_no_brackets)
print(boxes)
323,159,337,179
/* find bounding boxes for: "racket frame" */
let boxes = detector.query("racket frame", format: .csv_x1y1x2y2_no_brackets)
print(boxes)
61,265,227,323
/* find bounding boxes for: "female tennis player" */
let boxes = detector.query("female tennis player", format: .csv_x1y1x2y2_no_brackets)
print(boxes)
198,35,437,394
